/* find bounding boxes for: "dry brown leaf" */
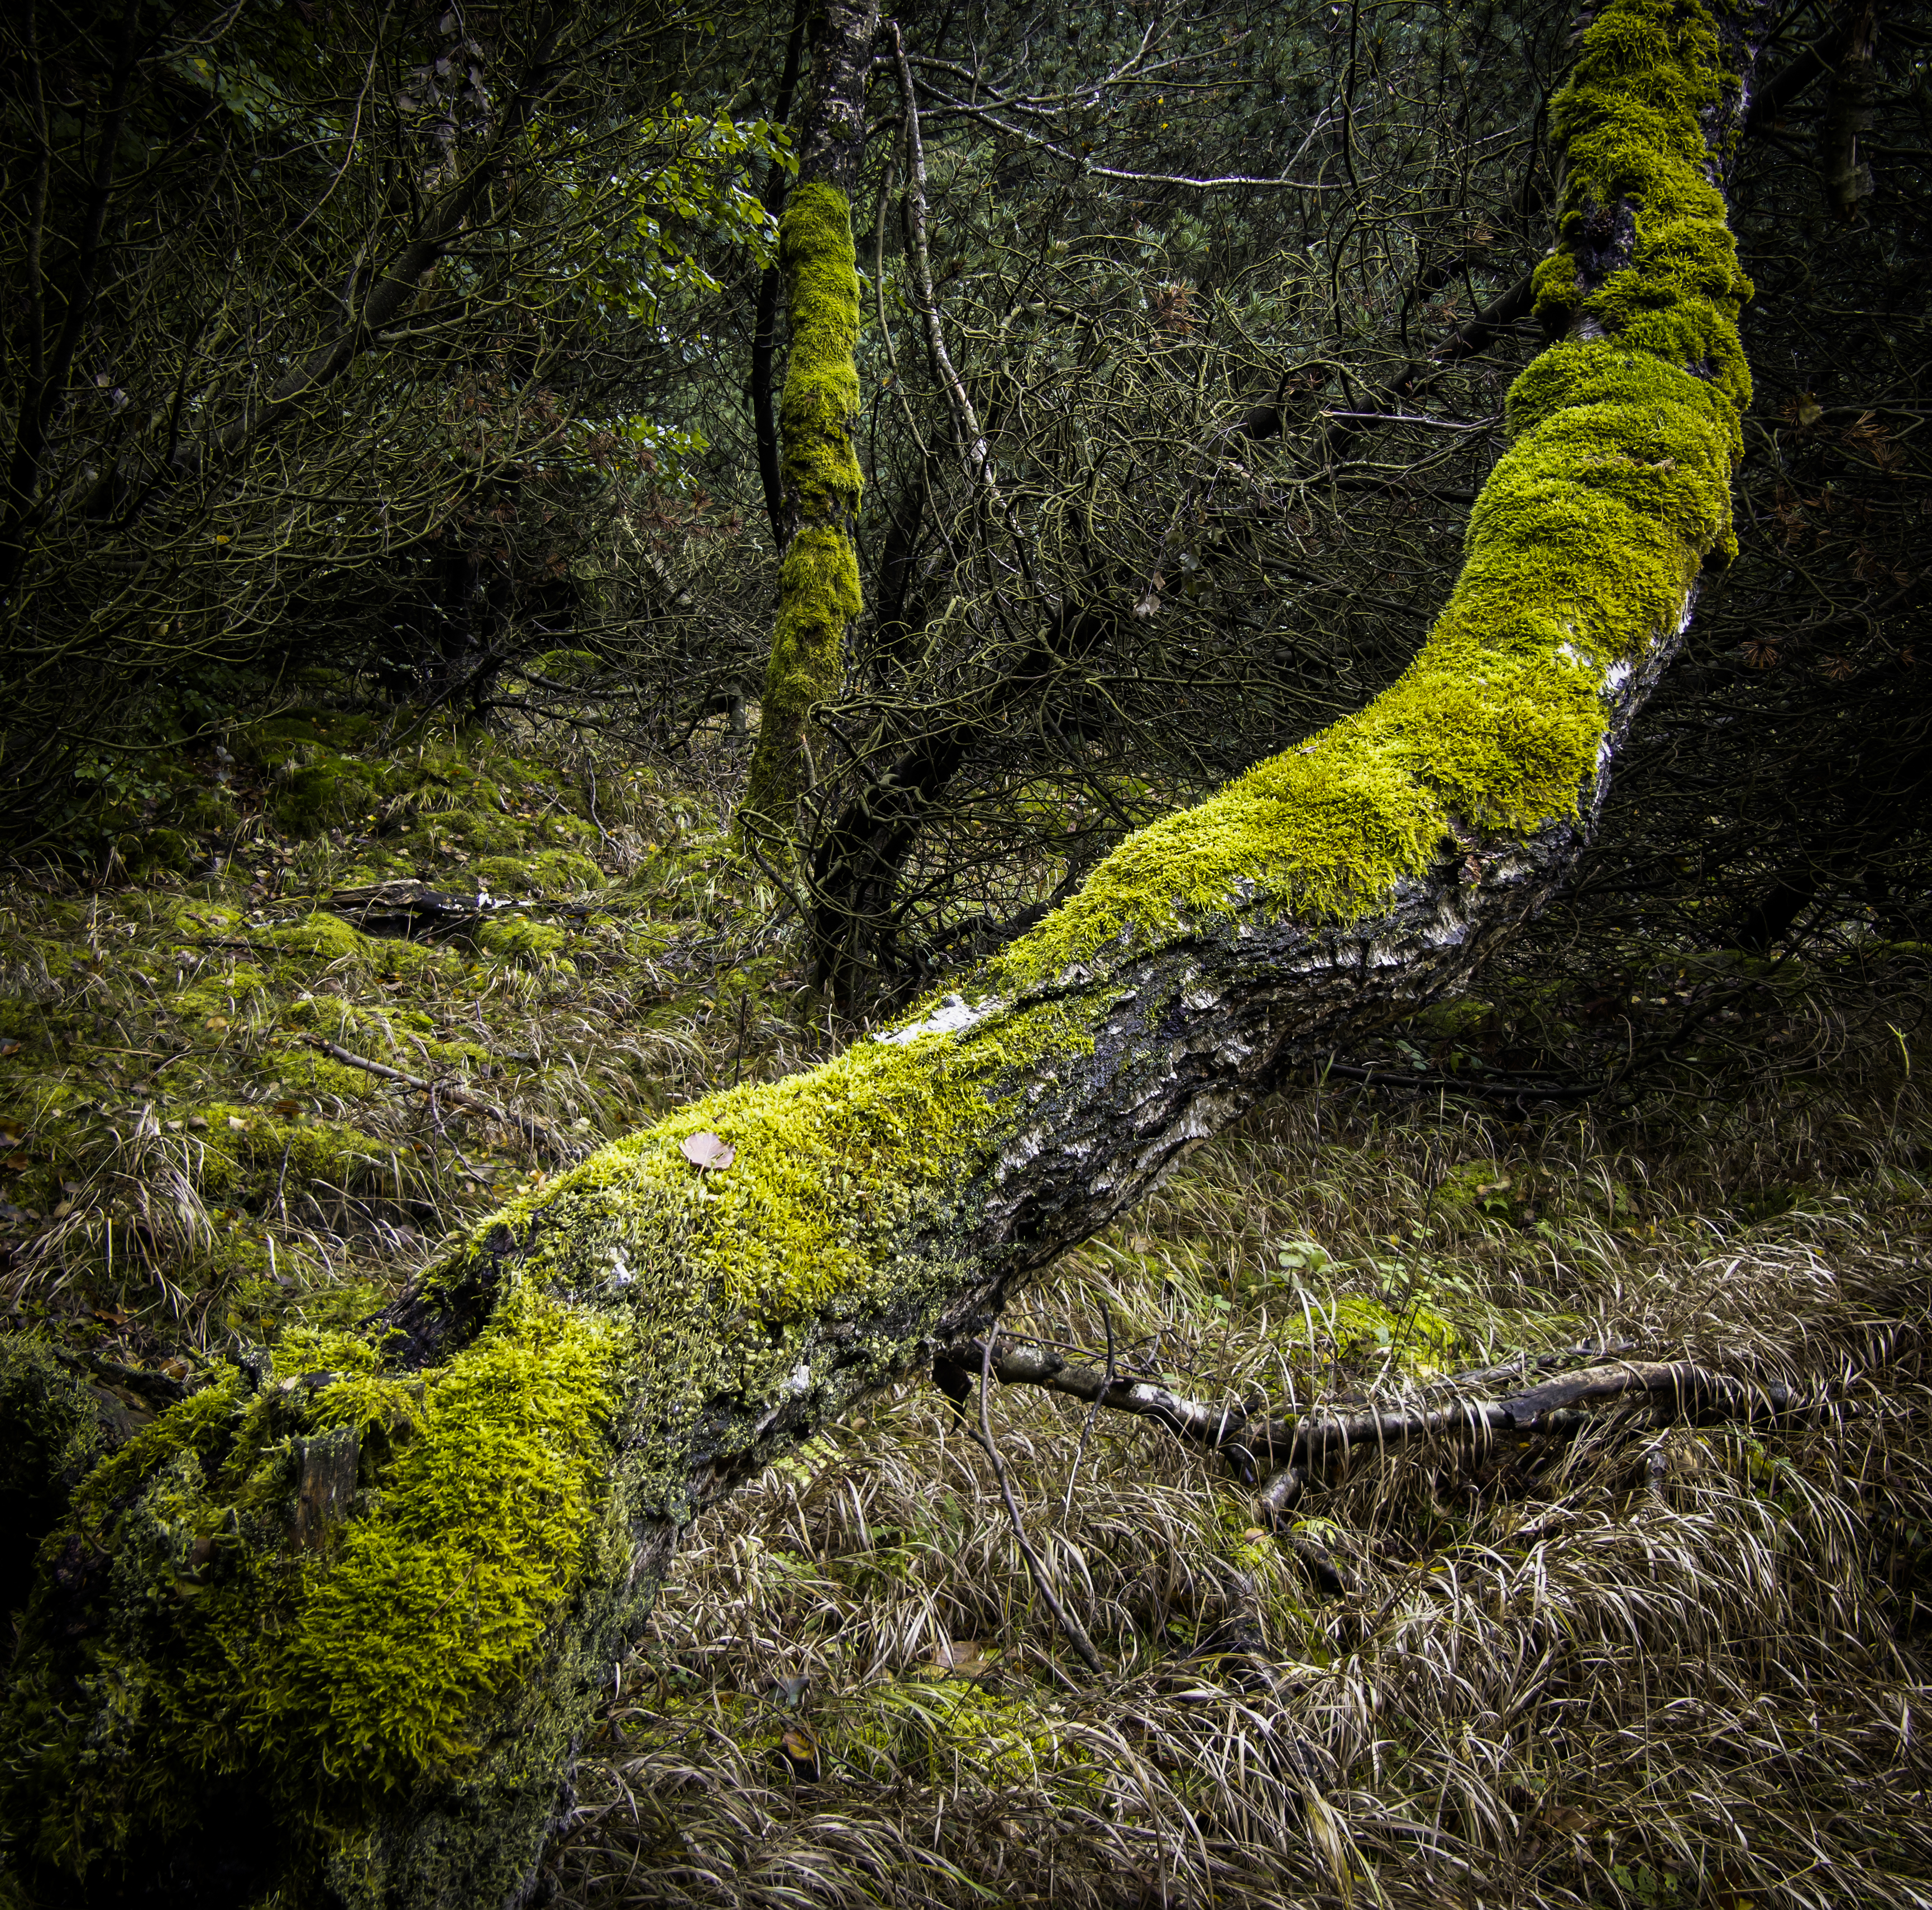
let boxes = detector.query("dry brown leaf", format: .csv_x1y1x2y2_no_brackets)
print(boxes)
930,1639,1001,1677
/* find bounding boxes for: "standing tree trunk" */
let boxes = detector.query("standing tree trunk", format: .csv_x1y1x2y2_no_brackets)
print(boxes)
0,0,1763,1903
1821,0,1878,221
737,0,878,850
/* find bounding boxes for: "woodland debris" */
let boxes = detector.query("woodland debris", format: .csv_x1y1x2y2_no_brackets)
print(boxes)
944,1330,1822,1512
304,1037,584,1162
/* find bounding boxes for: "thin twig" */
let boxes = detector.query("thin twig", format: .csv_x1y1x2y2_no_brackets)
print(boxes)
973,1334,1106,1674
306,1037,582,1161
1062,1296,1115,1521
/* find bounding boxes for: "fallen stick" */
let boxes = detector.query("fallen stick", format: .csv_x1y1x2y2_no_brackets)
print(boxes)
944,1334,1818,1501
305,1037,585,1162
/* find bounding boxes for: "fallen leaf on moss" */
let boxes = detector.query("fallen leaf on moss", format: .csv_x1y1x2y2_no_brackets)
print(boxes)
681,1131,735,1170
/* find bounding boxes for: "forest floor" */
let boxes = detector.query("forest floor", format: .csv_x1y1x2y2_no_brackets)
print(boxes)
3,705,1930,1909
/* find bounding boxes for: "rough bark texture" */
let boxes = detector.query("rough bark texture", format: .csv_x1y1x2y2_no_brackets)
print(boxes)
738,0,879,847
0,2,1761,1904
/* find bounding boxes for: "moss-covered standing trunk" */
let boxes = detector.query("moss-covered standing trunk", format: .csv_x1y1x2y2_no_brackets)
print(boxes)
736,0,878,849
0,2,1763,1904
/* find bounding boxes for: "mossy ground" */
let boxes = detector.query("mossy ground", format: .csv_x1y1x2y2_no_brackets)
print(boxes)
5,696,1930,1907
0,708,807,1362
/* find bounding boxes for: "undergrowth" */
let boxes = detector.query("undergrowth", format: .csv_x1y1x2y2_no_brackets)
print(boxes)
0,708,813,1356
4,701,1930,1909
561,1068,1932,1909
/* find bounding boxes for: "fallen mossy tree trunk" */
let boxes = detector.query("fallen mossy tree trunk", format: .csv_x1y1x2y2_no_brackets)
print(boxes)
0,1,1763,1902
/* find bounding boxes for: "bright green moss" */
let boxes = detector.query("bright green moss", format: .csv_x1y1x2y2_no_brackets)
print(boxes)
259,1291,619,1788
60,1361,250,1528
406,993,1096,1520
476,916,569,960
439,808,521,854
1321,1295,1460,1376
0,1295,618,1878
270,1327,383,1381
774,182,863,518
992,0,1748,989
172,1102,386,1201
849,1679,1072,1784
271,913,370,964
166,964,267,1021
165,900,244,937
741,183,865,844
274,1049,382,1101
471,850,602,896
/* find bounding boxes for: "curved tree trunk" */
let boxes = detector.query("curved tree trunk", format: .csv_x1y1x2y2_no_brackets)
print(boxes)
737,0,878,849
0,2,1763,1903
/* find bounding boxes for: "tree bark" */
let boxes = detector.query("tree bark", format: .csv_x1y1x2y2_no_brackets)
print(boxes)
1821,0,1878,221
0,1,1763,1903
737,0,879,849
749,0,811,551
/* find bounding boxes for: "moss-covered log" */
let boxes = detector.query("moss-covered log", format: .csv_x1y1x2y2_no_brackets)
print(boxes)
0,1,1763,1903
738,0,879,848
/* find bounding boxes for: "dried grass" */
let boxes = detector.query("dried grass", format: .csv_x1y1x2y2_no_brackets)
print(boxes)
559,1065,1932,1910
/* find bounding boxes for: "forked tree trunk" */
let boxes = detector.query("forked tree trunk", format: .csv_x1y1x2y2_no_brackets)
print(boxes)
0,2,1763,1902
